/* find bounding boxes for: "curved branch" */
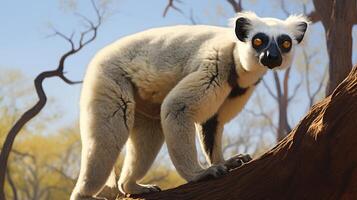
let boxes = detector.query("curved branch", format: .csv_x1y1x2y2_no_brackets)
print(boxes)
6,168,18,200
0,2,104,199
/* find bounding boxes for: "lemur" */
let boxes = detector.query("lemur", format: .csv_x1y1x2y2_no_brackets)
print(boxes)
70,11,309,200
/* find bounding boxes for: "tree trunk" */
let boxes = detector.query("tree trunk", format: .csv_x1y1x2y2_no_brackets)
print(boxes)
313,0,355,96
123,66,357,200
325,6,353,95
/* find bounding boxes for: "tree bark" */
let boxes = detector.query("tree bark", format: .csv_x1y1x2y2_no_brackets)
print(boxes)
124,66,357,200
313,0,355,96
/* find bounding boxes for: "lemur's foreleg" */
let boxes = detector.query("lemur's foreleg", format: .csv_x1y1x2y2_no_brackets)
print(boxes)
161,64,232,182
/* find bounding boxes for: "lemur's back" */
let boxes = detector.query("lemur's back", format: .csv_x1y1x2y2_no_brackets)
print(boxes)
89,25,235,104
109,25,233,71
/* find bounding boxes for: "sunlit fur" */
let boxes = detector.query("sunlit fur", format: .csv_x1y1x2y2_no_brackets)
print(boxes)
70,12,309,200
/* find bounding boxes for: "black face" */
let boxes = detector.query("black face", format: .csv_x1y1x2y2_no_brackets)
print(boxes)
251,32,293,69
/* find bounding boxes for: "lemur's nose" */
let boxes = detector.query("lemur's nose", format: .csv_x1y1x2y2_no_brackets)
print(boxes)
260,42,282,69
267,51,279,59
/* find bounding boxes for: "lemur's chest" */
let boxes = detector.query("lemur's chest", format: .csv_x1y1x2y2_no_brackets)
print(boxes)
215,64,261,123
217,85,256,123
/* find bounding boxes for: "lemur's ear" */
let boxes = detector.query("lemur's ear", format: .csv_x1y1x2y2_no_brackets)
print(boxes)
235,17,251,42
295,22,308,43
286,15,309,44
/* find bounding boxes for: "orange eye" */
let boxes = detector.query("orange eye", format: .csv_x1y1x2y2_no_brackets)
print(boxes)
282,40,291,49
253,38,263,46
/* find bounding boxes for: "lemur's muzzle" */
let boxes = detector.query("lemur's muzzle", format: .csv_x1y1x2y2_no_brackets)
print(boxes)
260,42,282,69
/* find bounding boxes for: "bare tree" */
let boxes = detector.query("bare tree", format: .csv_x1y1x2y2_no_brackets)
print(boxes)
0,1,105,199
306,0,357,95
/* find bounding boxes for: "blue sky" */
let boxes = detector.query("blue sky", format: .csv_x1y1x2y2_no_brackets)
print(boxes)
0,0,356,137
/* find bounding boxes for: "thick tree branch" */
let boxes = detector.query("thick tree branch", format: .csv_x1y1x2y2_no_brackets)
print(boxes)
312,0,332,27
0,1,104,199
123,65,357,200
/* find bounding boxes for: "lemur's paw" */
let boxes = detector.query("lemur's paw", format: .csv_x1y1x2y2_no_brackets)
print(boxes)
139,184,162,193
224,154,252,170
119,183,161,196
70,193,106,200
192,164,228,182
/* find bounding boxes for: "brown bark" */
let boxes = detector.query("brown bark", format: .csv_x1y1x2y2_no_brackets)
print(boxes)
124,66,357,200
313,0,355,96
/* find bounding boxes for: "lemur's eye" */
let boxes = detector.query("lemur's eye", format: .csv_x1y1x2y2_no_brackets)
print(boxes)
252,33,269,50
253,38,263,47
282,40,291,49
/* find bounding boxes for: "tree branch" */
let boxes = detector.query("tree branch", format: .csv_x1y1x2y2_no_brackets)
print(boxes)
226,0,242,13
273,71,282,103
0,1,104,198
262,78,278,100
123,66,357,200
163,0,183,17
288,79,302,102
280,0,290,17
282,67,291,101
5,168,18,200
189,9,197,25
302,49,325,107
245,108,277,132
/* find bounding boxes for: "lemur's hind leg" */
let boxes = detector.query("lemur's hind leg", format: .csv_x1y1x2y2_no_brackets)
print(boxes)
71,73,135,200
118,113,164,195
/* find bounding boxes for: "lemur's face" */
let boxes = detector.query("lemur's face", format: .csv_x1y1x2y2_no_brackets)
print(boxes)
233,12,309,71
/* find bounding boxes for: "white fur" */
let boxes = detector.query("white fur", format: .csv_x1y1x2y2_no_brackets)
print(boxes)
71,12,308,199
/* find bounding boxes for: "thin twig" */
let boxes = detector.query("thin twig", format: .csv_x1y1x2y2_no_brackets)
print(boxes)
163,0,183,17
280,0,290,17
288,78,302,102
262,78,278,100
